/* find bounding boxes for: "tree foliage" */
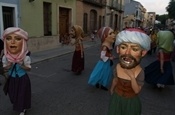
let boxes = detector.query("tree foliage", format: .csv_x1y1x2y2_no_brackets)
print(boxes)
166,0,175,19
156,14,168,25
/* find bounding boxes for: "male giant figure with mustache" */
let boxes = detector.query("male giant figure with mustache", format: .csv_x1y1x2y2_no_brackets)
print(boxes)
108,28,151,115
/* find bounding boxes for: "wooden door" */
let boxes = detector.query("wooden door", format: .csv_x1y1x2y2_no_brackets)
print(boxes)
59,7,69,36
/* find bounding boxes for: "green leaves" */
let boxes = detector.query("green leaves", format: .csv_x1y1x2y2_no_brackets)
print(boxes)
166,0,175,19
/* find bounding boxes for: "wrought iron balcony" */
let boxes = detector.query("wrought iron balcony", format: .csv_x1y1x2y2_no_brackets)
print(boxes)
82,0,106,7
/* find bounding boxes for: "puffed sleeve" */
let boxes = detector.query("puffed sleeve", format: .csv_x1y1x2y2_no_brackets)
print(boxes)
100,51,109,62
24,56,31,68
2,55,8,67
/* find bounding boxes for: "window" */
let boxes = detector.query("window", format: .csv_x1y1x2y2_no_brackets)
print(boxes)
90,10,97,31
2,6,14,29
83,13,88,34
43,2,52,36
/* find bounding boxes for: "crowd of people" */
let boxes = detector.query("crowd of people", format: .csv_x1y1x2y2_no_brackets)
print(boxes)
0,25,175,115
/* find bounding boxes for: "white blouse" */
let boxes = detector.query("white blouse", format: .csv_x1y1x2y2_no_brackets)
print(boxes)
2,55,31,68
100,51,109,62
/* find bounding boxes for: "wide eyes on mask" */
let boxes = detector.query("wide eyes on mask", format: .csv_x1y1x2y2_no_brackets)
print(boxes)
120,45,141,52
6,36,22,41
109,32,114,35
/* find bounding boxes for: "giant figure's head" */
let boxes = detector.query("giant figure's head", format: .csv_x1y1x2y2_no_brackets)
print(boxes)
97,27,115,44
70,25,84,39
115,28,151,69
2,27,29,63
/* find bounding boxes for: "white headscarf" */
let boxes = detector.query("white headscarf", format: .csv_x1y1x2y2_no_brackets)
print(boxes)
115,28,151,50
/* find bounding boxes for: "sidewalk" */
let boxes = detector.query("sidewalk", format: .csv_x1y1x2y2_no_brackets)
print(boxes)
31,37,100,64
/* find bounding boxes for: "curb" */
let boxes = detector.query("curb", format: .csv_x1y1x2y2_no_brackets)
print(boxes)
31,40,100,64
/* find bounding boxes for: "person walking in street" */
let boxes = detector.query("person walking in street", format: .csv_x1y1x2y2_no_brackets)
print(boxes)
145,29,175,88
88,27,115,91
2,27,31,115
69,25,84,75
90,30,96,42
147,29,158,55
108,28,151,115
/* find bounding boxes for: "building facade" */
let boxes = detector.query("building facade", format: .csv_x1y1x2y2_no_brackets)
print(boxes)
106,0,124,30
0,0,77,52
76,0,106,34
0,0,125,53
123,0,146,28
76,0,124,34
20,0,77,52
147,12,156,28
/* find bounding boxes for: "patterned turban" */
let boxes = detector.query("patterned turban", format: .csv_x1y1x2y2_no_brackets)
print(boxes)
115,28,151,50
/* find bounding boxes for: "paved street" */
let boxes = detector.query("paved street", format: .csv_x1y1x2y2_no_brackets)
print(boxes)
0,42,175,115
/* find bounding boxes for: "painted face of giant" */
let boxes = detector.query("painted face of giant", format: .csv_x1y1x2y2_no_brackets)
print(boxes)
117,42,146,69
105,29,115,44
6,33,23,55
70,28,76,38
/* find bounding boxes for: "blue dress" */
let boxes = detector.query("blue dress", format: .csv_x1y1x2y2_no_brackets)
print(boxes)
88,47,113,88
88,60,112,88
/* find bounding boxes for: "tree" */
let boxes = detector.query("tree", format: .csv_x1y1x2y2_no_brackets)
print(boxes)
166,0,175,19
156,14,168,25
155,14,168,29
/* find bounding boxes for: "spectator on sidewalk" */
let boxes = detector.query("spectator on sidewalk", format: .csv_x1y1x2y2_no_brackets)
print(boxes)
2,27,31,115
69,25,84,75
145,29,175,88
108,28,151,115
88,27,115,91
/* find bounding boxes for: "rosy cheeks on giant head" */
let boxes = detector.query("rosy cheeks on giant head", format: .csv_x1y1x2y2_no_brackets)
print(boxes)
117,42,147,69
6,34,23,55
106,29,115,43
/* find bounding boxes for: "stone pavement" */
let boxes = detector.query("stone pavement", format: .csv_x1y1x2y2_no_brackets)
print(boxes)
31,37,100,64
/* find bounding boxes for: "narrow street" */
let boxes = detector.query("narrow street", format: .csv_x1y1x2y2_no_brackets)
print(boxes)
0,45,175,115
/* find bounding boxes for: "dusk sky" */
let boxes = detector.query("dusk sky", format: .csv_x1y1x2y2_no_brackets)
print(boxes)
135,0,170,15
